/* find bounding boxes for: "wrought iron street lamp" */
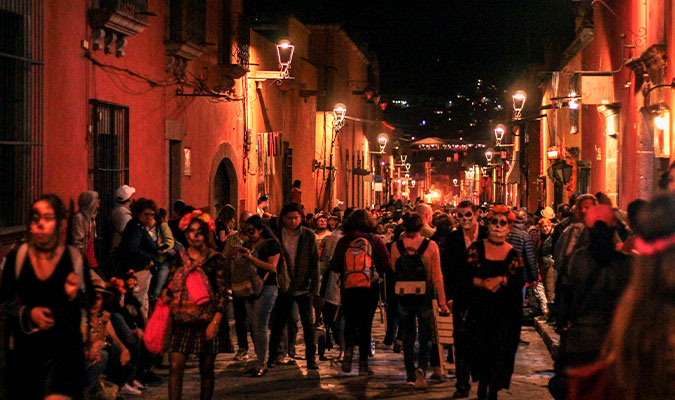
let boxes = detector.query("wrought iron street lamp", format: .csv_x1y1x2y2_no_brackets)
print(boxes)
377,133,388,153
494,124,506,146
333,103,347,130
248,40,296,82
485,148,494,164
512,90,527,120
276,40,294,79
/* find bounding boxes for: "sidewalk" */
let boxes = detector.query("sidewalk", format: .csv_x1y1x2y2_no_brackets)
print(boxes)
533,316,560,359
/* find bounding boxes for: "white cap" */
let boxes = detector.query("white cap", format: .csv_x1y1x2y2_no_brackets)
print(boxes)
115,185,136,202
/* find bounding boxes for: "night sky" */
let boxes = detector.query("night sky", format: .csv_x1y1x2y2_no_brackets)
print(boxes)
248,0,576,97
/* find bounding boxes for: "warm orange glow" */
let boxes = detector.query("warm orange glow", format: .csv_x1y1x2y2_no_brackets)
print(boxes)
547,149,559,159
654,115,668,130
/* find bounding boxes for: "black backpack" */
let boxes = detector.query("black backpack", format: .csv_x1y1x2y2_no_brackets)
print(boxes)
394,238,430,298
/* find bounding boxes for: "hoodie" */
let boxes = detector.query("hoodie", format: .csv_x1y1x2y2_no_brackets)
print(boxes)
71,191,99,253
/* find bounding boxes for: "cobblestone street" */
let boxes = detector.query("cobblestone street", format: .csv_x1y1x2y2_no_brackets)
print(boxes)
136,317,554,399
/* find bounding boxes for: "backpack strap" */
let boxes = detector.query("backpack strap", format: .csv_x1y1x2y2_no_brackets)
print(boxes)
417,238,431,256
396,239,406,255
14,243,29,280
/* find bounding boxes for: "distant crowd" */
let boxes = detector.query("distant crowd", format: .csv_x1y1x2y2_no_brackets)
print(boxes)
1,163,675,400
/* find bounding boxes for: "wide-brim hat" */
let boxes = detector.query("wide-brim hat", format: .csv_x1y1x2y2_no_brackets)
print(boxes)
541,206,555,220
92,278,115,304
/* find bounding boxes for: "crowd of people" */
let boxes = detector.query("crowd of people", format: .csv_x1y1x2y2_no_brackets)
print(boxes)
1,165,675,399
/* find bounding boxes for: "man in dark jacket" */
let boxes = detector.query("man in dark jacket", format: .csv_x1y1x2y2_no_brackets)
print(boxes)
268,203,320,370
441,201,488,398
119,198,159,319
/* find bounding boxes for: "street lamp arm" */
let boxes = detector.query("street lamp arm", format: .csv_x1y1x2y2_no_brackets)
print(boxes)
644,78,675,98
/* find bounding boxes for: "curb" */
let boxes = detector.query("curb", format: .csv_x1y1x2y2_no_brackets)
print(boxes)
533,317,560,359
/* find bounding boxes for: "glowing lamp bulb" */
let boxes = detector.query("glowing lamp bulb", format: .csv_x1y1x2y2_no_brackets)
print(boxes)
654,115,668,130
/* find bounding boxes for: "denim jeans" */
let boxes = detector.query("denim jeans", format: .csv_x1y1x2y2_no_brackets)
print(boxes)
268,293,316,364
148,262,170,302
86,348,109,387
233,296,249,351
398,297,433,381
245,285,278,367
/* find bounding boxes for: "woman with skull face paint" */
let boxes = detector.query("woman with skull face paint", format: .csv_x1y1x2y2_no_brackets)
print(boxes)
465,205,524,400
166,212,227,400
1,194,90,400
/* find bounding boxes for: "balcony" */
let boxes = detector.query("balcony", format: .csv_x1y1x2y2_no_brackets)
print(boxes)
165,0,206,61
89,0,149,37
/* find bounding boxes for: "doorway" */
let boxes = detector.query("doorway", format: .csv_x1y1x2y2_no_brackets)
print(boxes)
213,158,236,214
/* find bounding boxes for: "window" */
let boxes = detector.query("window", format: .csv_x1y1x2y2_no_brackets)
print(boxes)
168,0,206,45
90,100,129,238
0,1,43,238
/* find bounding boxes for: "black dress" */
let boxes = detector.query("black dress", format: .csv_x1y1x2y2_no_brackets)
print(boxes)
0,248,86,400
466,240,524,390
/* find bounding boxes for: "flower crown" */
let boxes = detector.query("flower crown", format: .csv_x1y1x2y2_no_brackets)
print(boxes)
487,205,516,222
179,210,216,232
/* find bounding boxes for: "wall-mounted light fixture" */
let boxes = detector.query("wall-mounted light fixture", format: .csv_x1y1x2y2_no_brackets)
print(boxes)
513,90,527,120
485,148,494,164
333,103,347,131
494,124,506,145
377,133,388,153
248,40,296,82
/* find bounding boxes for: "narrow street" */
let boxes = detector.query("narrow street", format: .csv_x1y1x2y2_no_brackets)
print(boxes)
137,318,553,399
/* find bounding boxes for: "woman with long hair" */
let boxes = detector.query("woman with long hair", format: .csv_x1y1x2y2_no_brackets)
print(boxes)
466,205,524,400
390,212,449,388
329,209,391,376
236,215,281,377
1,194,90,400
568,193,675,400
166,212,226,400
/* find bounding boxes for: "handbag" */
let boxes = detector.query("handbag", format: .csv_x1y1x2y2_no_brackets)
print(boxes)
231,247,268,298
143,298,171,354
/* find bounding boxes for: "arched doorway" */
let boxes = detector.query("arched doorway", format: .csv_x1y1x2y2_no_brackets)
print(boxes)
213,158,237,215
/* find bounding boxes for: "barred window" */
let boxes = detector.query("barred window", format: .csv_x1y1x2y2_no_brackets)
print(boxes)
90,100,129,238
0,0,43,239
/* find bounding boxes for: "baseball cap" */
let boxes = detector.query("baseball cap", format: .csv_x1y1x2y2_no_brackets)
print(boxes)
115,185,136,202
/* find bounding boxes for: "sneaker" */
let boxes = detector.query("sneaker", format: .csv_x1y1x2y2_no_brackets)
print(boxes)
406,381,416,388
234,349,249,361
415,368,428,389
131,380,146,390
119,383,142,396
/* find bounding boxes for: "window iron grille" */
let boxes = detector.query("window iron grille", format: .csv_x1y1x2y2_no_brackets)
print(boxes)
0,0,43,239
90,100,129,240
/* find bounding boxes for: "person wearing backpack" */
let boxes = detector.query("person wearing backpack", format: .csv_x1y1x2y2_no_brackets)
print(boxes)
390,212,449,388
329,209,391,376
0,194,91,400
166,212,227,400
234,215,282,377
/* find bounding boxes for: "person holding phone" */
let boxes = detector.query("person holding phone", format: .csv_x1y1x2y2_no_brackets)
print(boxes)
238,215,281,377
